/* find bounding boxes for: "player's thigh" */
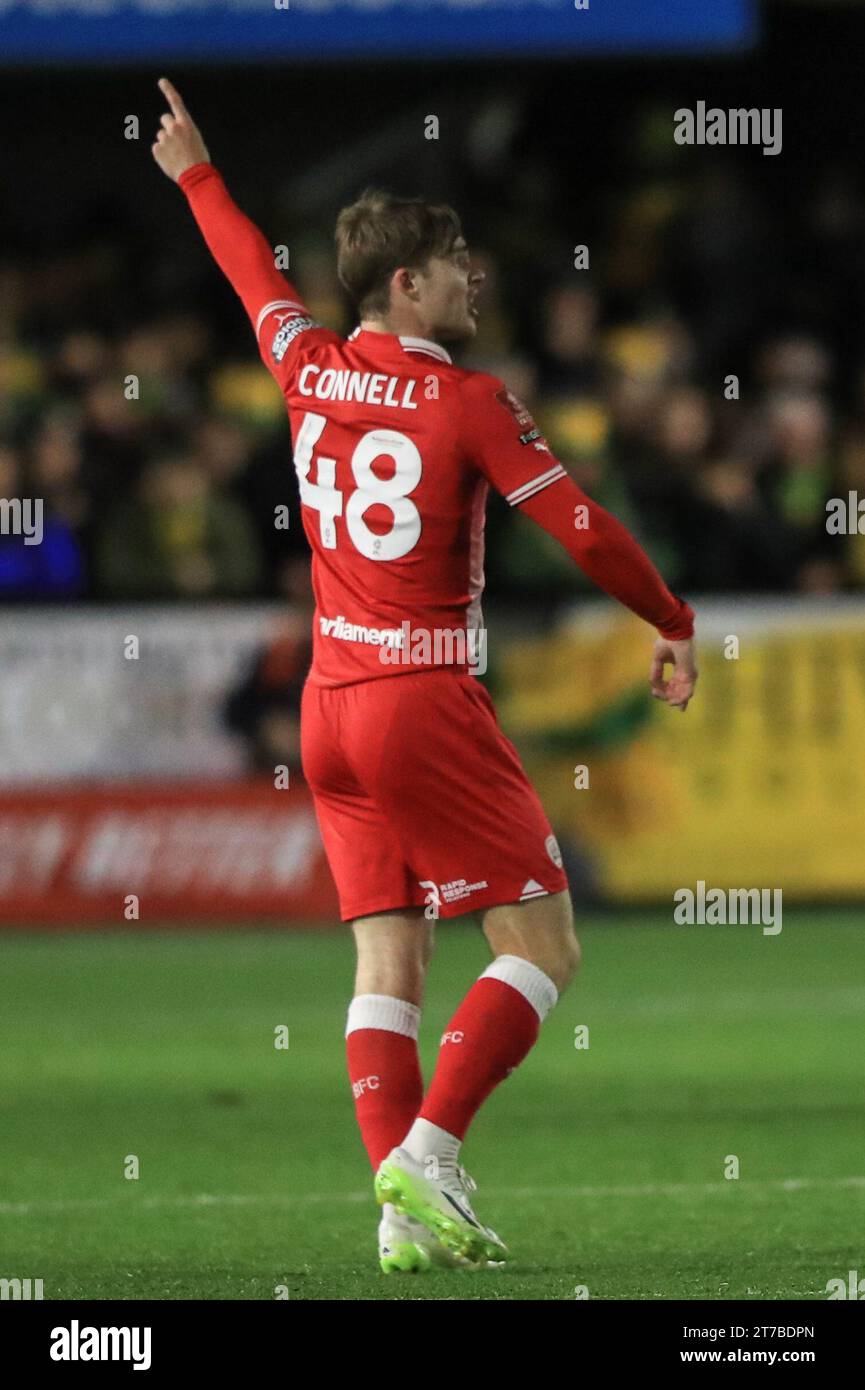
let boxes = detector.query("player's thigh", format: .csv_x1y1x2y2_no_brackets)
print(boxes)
482,889,580,994
351,908,435,1005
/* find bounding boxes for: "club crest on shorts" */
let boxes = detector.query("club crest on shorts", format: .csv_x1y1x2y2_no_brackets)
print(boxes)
546,834,563,869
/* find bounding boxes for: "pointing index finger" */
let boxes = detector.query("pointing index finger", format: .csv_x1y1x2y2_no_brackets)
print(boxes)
158,78,188,120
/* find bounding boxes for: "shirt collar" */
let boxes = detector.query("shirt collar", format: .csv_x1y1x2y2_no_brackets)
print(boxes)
349,327,453,365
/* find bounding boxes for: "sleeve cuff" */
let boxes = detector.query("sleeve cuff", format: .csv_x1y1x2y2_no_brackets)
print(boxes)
177,162,220,194
656,597,695,641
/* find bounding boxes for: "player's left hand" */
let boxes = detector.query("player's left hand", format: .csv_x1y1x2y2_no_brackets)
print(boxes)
151,78,211,183
650,636,698,712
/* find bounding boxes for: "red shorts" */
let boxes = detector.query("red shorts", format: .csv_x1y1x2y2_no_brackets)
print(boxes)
301,670,569,922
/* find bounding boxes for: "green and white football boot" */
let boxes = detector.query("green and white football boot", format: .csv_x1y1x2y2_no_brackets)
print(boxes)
375,1148,508,1267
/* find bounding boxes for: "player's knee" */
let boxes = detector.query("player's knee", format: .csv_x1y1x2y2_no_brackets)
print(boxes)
538,892,581,989
483,891,580,995
532,919,580,995
502,928,579,997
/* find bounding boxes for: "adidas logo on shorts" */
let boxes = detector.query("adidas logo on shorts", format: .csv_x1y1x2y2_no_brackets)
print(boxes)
520,879,548,901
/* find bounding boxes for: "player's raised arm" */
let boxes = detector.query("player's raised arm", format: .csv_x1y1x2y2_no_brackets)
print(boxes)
151,78,321,381
151,78,211,182
464,374,697,710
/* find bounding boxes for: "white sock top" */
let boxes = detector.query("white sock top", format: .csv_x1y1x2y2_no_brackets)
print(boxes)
345,994,421,1039
481,954,558,1022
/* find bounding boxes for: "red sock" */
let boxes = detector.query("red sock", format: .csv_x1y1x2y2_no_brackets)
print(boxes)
345,995,423,1169
419,956,558,1141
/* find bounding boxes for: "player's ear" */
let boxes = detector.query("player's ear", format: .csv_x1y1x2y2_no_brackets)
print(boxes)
393,266,421,302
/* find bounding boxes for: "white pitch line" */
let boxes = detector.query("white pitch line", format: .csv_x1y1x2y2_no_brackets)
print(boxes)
0,1175,863,1217
501,1176,865,1200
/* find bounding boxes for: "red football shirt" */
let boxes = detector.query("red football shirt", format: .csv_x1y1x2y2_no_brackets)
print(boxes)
179,163,694,687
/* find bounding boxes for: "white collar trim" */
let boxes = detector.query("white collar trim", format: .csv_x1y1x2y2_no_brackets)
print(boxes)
398,335,453,364
349,328,452,365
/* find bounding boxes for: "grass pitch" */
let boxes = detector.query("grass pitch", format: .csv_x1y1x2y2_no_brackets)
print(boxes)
0,911,862,1300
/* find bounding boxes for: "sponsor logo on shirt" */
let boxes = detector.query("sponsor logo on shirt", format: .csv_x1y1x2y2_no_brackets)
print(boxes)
271,313,319,362
319,613,406,649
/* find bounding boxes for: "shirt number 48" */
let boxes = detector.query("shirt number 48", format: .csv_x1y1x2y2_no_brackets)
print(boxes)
293,410,422,561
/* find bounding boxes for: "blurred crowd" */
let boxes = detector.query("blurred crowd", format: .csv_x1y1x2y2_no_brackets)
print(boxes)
3,139,865,605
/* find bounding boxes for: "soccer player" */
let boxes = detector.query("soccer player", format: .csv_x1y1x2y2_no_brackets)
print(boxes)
152,79,697,1273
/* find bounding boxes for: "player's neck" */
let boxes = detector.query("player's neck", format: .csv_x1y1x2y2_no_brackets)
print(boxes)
360,315,441,348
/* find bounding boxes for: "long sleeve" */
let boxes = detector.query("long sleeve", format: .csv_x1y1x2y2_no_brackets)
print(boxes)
177,162,338,385
518,478,695,638
462,372,694,639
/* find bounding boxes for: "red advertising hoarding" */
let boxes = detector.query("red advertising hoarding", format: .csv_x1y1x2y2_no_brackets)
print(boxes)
0,780,338,926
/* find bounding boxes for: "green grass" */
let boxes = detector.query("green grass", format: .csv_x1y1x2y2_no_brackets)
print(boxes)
0,912,863,1300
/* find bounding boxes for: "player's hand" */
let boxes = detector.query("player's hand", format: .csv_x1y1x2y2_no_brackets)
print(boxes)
151,78,210,183
650,636,698,712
